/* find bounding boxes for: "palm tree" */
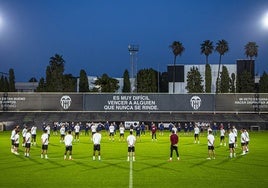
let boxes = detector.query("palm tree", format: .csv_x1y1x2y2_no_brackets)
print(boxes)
244,42,258,60
46,54,65,91
201,40,214,93
170,41,185,93
215,39,229,93
200,40,214,64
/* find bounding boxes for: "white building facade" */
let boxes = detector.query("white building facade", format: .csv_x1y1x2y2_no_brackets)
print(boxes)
168,64,236,94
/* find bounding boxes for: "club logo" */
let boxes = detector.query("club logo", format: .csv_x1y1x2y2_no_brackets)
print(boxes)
190,96,201,110
60,95,72,110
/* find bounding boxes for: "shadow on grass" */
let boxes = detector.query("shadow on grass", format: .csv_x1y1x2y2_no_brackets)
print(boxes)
189,159,211,168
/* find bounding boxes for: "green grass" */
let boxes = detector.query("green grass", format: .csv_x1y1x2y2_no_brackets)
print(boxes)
0,130,268,188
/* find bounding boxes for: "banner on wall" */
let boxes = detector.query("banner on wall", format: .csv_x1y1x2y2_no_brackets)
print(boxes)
0,93,267,112
84,94,214,112
0,93,83,111
215,94,268,112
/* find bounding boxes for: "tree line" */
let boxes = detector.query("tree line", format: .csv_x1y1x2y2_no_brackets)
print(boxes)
1,40,268,93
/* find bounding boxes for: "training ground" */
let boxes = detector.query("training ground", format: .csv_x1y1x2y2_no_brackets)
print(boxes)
0,129,268,188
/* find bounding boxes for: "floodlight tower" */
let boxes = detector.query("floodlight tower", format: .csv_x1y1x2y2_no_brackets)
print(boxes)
128,44,139,92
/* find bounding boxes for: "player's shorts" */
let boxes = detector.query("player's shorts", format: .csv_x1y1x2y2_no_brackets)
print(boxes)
31,134,36,140
128,146,135,152
11,139,15,145
136,132,141,136
42,145,48,150
194,134,199,138
229,143,234,149
241,143,246,147
25,143,31,148
246,141,249,145
75,132,79,136
65,146,72,151
120,133,124,137
208,146,214,150
109,132,114,136
14,143,19,147
94,144,101,151
220,136,225,141
170,145,178,150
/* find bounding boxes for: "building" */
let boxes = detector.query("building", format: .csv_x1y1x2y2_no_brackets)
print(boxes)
15,82,38,92
236,59,255,78
168,64,237,93
76,76,126,93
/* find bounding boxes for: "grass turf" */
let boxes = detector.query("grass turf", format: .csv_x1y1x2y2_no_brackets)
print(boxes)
0,130,268,188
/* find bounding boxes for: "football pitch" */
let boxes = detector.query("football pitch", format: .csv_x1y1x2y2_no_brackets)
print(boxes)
0,130,268,188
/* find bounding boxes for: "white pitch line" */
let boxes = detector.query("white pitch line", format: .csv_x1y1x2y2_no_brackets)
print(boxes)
129,156,133,188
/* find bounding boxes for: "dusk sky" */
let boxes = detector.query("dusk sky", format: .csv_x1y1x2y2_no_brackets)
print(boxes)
0,0,268,82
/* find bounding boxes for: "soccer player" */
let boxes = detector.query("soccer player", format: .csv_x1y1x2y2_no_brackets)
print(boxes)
91,122,97,136
135,123,141,141
207,130,215,160
60,124,66,143
172,125,177,134
159,122,164,136
74,123,80,142
24,128,31,157
41,129,49,159
31,125,37,146
169,130,180,161
140,122,146,135
92,129,102,161
207,125,212,135
127,131,136,162
119,123,125,142
45,124,51,140
194,124,200,144
228,129,236,158
85,123,90,136
244,129,250,153
22,125,27,147
151,123,157,141
240,128,247,155
64,131,73,160
219,126,226,146
232,125,238,147
53,122,58,136
14,129,20,155
104,121,110,136
10,125,19,153
184,123,188,135
109,123,115,141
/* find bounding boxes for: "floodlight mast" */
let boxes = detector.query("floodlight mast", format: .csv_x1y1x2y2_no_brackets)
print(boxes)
128,44,139,93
